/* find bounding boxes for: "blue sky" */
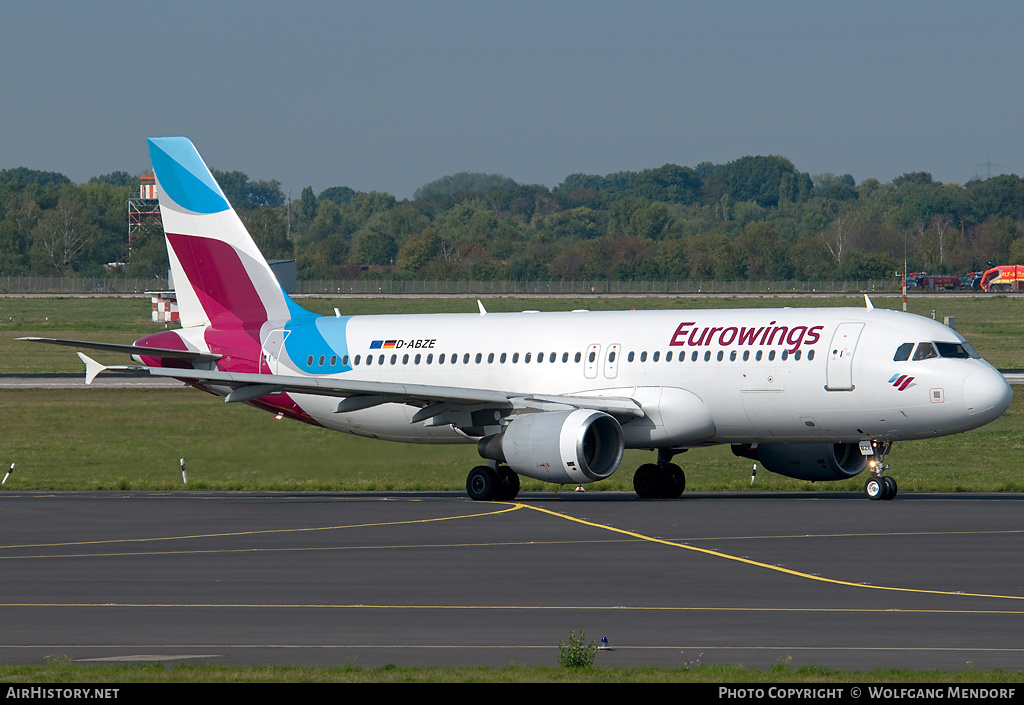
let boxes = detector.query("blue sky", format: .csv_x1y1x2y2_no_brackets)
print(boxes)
2,1,1021,199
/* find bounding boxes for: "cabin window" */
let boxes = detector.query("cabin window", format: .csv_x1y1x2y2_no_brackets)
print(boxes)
562,352,569,363
807,350,815,360
463,353,470,364
608,351,616,363
402,354,409,364
415,354,421,364
354,355,361,365
730,351,737,361
475,353,482,364
640,351,648,362
653,351,660,362
666,351,673,362
378,355,385,365
525,353,532,363
342,355,349,366
390,354,397,365
588,351,596,363
704,351,711,361
628,351,635,362
549,352,556,363
742,350,749,361
781,350,789,361
716,351,724,361
426,354,433,364
330,355,337,366
575,352,582,363
513,353,519,363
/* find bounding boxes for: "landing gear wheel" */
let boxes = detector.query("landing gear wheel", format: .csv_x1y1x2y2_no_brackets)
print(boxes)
882,475,898,500
467,465,499,501
663,463,686,499
865,475,887,500
633,464,664,499
495,466,520,501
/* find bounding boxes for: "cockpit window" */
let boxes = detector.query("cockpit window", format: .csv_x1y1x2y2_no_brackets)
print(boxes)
935,342,971,359
893,343,914,362
912,342,938,361
954,334,981,359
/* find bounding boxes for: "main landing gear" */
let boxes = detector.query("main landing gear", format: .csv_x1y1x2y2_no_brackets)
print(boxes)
466,464,520,501
863,441,897,501
633,448,686,499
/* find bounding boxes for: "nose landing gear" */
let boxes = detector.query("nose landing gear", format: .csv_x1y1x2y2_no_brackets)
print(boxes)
864,441,897,500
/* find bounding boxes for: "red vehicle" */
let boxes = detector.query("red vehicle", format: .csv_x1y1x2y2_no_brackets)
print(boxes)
981,265,1024,292
907,272,960,289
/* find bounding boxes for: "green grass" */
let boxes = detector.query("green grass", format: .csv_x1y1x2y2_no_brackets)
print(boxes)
1,385,1021,492
0,660,1020,683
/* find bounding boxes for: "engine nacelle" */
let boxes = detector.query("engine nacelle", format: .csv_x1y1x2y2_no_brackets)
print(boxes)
731,442,869,482
479,409,624,485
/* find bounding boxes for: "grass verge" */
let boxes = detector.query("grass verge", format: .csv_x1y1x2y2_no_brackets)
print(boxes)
0,660,1022,683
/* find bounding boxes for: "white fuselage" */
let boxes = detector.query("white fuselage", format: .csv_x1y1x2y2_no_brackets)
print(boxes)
237,306,1011,448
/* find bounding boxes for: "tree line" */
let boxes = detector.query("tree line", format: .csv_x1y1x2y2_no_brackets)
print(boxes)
1,155,1023,282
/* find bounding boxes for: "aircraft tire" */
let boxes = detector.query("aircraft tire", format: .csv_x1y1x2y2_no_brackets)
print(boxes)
467,465,499,501
663,463,686,499
633,463,664,499
495,466,520,501
882,476,898,500
864,476,887,500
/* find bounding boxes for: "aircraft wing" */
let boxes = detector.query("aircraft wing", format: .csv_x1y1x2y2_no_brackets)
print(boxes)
76,354,643,420
18,337,222,363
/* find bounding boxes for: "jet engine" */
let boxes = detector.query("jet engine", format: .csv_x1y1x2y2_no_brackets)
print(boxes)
478,409,624,485
731,442,869,482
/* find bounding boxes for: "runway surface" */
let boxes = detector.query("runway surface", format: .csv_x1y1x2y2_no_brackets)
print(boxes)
0,490,1022,671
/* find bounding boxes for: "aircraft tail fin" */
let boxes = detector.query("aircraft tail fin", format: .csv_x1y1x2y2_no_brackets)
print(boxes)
148,137,305,329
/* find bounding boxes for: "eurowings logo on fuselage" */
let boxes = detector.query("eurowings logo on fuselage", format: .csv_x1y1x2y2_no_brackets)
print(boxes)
888,374,915,391
669,321,825,354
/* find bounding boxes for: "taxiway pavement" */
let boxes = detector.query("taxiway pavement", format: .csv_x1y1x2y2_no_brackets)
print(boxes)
0,490,1021,670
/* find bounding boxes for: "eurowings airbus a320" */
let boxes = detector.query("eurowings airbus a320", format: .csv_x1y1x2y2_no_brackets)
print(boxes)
22,138,1013,501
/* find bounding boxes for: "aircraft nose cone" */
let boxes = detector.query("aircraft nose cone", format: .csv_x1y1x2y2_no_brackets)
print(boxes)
963,367,1013,423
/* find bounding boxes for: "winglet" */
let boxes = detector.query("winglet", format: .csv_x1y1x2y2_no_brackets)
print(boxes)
77,353,107,385
478,300,487,316
864,294,874,310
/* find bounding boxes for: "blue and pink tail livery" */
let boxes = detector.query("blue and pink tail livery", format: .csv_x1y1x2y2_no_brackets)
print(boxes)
148,137,297,329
